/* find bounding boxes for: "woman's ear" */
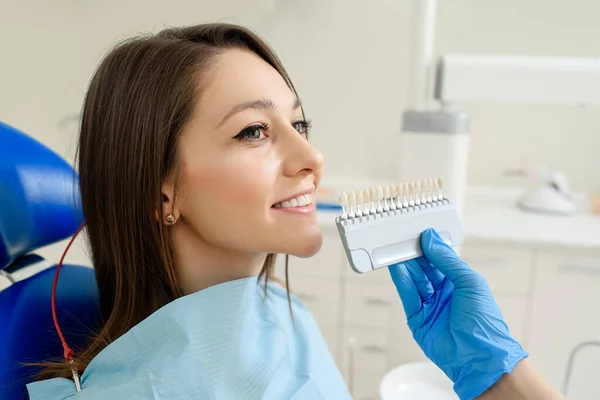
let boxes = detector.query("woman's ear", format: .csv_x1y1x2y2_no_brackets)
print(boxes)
157,179,180,225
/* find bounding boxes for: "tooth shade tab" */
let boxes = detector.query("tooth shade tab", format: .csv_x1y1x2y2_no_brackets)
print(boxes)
383,186,391,211
363,189,372,214
389,185,397,209
368,188,376,212
356,191,364,216
340,192,349,218
383,185,391,199
437,178,445,199
338,178,447,221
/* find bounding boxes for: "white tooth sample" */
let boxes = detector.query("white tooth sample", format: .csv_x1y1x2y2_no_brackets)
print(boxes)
426,179,432,201
370,188,377,209
403,182,410,206
396,183,404,207
348,191,356,204
348,191,356,206
290,198,299,207
340,192,349,217
408,182,415,205
306,194,313,204
389,185,397,209
425,179,432,201
383,185,391,199
414,181,421,204
281,201,292,208
356,190,364,215
427,179,433,201
363,189,371,213
356,190,364,203
340,192,348,206
348,191,357,216
383,185,391,210
437,178,444,199
376,186,384,212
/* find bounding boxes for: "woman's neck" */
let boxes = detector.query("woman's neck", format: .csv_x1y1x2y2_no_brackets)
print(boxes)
171,220,267,295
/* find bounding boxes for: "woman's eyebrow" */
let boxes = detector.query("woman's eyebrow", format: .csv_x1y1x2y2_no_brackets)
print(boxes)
216,96,302,128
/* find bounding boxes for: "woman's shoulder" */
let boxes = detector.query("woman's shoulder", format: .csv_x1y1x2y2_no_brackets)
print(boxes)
27,276,334,400
264,278,316,322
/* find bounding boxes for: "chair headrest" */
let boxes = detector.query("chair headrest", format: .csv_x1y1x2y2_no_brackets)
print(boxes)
0,122,84,269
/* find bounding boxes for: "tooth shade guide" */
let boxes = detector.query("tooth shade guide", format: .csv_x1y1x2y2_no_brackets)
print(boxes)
335,177,464,275
340,178,447,220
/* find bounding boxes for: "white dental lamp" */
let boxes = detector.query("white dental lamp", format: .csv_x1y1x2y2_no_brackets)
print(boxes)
397,0,600,217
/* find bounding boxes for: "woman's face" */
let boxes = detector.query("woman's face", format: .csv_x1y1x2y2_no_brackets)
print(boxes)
167,49,324,270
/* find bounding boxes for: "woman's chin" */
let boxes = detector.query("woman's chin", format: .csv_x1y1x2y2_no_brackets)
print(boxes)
284,231,323,258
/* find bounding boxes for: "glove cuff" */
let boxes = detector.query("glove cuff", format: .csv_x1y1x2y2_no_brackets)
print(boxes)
453,343,528,400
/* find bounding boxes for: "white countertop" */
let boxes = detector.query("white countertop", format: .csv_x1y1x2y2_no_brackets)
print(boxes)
462,186,600,249
317,186,600,249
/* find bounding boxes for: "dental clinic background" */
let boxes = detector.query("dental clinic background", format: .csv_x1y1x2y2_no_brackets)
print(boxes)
2,1,600,399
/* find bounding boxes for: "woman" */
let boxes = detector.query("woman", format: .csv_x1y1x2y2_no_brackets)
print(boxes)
27,23,564,399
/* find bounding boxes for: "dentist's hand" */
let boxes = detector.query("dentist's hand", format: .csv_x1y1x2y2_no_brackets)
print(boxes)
389,228,528,400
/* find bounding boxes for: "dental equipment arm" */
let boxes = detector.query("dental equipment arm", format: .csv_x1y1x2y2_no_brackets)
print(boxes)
399,1,600,218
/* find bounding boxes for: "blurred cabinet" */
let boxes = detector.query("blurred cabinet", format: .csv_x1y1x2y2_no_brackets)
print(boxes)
460,241,532,346
528,250,600,398
275,217,600,399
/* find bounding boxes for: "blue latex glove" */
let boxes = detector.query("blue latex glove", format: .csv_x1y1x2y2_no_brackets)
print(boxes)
389,228,528,400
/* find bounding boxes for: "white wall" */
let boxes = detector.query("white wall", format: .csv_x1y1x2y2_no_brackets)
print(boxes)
0,0,267,162
2,0,600,190
262,0,600,193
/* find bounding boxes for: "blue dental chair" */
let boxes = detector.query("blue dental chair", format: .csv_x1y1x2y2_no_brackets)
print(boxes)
0,122,100,399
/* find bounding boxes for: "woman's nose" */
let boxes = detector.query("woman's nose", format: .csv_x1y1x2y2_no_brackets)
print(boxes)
280,127,324,178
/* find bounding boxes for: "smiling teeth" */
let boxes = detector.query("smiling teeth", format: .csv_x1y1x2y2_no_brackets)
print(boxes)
274,193,313,208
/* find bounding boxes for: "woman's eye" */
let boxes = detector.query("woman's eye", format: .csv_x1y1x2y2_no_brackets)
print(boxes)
234,124,268,141
292,119,312,136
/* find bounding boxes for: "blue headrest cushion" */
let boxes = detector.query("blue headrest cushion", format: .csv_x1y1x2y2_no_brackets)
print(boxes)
0,259,100,400
0,122,84,269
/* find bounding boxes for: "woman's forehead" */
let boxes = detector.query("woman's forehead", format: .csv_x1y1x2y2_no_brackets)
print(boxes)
195,49,296,125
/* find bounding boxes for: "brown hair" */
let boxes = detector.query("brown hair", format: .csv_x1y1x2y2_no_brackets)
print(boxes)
39,23,297,379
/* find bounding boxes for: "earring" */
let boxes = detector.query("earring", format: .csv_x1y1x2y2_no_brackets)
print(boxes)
165,214,176,225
